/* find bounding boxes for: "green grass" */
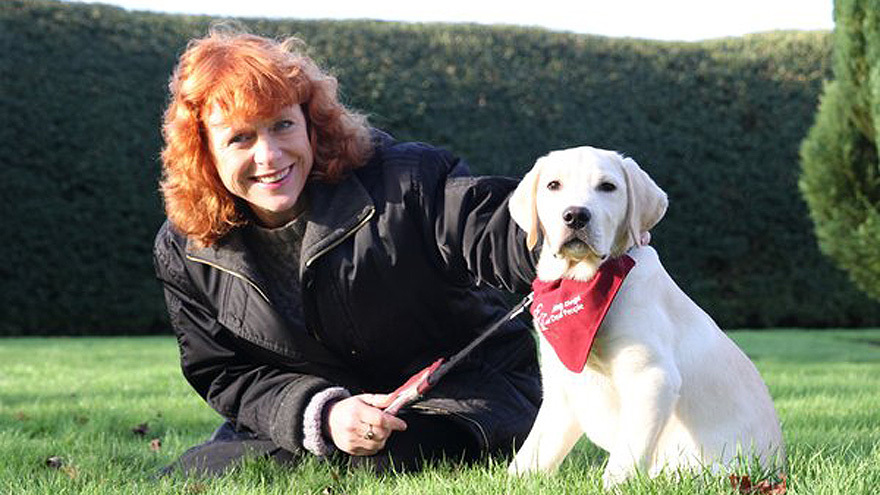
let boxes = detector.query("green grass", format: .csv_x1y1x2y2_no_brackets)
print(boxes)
1,330,879,494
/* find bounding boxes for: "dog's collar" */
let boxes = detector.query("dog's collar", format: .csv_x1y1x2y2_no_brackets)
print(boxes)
531,255,635,373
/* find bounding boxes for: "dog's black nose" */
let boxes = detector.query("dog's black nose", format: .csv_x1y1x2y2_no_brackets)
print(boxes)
562,206,591,230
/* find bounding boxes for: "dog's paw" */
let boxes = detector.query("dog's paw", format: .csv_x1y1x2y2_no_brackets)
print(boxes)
602,462,635,490
507,459,531,476
602,470,626,490
508,455,549,476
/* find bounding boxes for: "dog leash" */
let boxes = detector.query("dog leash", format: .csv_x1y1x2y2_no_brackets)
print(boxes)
383,292,535,415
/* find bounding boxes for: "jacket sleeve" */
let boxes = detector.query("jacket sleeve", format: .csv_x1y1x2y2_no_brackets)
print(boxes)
416,147,539,292
152,222,335,455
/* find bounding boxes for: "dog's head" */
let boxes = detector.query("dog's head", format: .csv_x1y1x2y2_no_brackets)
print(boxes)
509,146,667,276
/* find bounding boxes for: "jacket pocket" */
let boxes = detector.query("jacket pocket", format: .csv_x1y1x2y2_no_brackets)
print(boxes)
410,402,490,451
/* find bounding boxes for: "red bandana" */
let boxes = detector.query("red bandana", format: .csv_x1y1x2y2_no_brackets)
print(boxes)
531,255,635,373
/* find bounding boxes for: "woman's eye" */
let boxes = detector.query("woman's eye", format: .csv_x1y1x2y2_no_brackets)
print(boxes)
598,182,617,192
228,133,248,146
546,180,561,191
273,120,294,132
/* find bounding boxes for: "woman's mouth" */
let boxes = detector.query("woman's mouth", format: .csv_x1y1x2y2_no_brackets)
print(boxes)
253,166,292,184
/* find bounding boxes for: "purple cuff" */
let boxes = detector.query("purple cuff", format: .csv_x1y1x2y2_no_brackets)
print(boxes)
302,386,350,457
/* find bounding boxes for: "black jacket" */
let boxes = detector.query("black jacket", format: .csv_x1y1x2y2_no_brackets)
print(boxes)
153,133,541,457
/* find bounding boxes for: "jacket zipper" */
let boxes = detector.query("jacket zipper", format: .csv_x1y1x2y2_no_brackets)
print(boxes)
304,207,375,268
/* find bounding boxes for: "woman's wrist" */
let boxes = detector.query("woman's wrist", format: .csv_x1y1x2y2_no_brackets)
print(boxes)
302,386,351,456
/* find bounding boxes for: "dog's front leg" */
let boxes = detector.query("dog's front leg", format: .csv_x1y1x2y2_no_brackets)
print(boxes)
509,370,582,474
603,344,681,488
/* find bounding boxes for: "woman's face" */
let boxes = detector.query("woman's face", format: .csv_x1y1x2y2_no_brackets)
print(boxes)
206,103,314,228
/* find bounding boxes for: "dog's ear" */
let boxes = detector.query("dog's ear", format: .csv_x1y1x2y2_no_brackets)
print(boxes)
621,156,668,248
509,158,543,249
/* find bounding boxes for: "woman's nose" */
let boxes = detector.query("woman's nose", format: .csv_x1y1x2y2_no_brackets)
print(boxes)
253,134,282,165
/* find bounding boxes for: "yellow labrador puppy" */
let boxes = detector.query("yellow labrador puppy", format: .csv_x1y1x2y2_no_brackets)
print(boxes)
507,146,784,488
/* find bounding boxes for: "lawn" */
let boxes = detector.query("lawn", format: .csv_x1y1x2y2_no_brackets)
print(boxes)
1,329,879,494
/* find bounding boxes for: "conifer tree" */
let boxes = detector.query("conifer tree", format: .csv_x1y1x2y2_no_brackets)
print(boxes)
800,0,880,300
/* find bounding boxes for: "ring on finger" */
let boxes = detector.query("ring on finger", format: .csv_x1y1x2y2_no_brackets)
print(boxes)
363,423,375,440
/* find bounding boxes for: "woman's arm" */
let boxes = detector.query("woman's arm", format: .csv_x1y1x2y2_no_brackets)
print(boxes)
414,147,539,292
153,224,336,456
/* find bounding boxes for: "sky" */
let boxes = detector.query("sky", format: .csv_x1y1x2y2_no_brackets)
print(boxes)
65,0,835,41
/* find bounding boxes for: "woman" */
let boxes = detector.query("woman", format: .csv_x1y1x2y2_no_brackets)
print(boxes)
153,26,540,476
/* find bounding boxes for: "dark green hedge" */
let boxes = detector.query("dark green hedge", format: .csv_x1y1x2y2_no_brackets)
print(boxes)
2,0,879,335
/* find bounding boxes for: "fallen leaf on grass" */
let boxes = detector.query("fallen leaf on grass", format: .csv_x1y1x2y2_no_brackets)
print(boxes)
150,438,162,452
61,465,79,480
132,422,150,436
44,456,78,479
729,473,787,494
186,482,208,494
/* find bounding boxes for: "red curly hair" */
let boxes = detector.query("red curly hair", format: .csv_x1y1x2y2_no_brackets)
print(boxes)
160,26,373,247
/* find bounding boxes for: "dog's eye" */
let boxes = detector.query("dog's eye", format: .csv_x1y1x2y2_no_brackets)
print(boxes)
598,182,617,192
546,180,561,191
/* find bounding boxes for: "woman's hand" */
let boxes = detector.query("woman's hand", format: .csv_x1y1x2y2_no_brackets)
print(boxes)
326,394,408,456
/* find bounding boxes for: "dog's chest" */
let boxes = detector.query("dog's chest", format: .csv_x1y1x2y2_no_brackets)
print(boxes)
540,337,620,437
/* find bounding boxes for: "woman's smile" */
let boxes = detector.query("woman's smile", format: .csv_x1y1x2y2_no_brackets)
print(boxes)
252,165,293,185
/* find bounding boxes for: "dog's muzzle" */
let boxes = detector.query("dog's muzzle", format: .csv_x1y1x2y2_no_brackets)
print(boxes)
557,206,606,261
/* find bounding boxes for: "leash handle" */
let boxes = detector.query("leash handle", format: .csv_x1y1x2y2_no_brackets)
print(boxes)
382,358,444,416
381,292,535,415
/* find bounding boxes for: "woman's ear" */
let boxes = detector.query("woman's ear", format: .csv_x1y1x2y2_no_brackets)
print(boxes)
509,159,544,249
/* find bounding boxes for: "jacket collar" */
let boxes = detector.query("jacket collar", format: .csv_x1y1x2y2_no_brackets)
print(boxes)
300,174,375,274
185,223,269,301
185,171,375,290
